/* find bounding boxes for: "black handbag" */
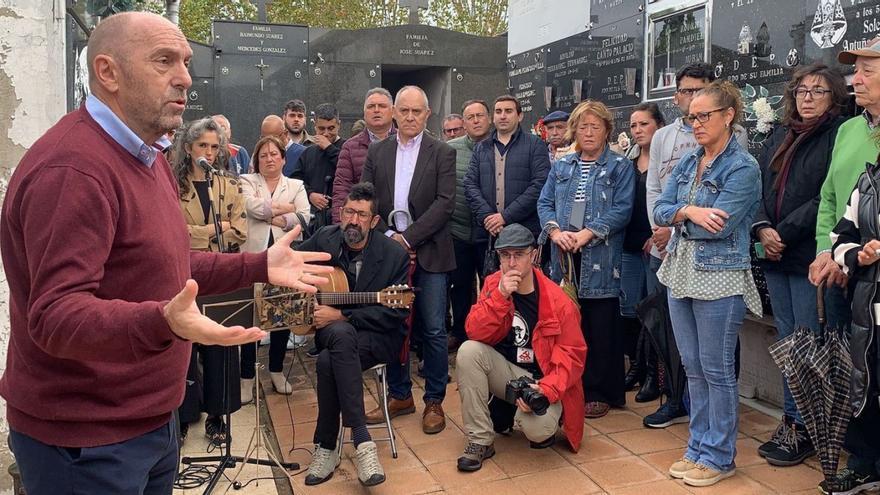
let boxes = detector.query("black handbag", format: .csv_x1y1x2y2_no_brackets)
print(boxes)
482,235,500,277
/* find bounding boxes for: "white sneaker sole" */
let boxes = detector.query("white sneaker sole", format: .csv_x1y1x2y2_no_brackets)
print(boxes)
645,414,689,429
828,481,880,495
683,468,735,487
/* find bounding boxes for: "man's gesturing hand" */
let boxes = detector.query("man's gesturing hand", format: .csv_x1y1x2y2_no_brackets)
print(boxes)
268,226,335,292
498,269,522,298
164,280,267,345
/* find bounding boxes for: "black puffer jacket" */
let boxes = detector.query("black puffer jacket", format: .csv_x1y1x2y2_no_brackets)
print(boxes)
831,160,880,416
754,116,845,274
463,126,550,242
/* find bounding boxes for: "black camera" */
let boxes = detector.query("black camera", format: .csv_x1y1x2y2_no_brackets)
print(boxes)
505,376,550,416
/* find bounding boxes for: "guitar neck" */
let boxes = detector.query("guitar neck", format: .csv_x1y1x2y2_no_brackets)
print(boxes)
316,292,380,306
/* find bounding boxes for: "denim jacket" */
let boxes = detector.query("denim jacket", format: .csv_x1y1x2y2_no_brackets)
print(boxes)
653,135,761,271
537,146,635,298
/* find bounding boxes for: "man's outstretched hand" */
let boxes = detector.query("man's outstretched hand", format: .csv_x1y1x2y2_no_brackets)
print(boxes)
164,279,267,345
267,225,334,292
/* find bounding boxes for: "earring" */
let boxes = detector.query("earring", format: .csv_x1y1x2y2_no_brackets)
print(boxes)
725,122,730,128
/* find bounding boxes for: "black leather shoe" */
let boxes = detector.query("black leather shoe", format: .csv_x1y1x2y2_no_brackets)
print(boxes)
529,435,556,449
635,372,661,402
624,362,643,390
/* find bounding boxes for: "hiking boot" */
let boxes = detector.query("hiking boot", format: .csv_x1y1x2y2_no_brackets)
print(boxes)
422,401,446,434
456,442,495,472
818,469,880,495
644,400,689,428
353,441,385,486
669,458,697,479
758,417,788,458
683,464,735,487
765,421,815,466
304,445,341,486
584,401,610,418
365,396,416,424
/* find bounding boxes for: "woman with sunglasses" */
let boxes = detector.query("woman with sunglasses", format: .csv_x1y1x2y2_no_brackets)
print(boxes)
753,63,847,467
653,80,761,487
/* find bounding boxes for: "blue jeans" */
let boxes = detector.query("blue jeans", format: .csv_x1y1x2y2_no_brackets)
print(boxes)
668,294,745,472
388,266,449,403
763,270,819,424
9,416,178,495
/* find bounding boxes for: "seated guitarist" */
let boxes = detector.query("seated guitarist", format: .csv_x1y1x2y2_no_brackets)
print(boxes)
296,181,409,487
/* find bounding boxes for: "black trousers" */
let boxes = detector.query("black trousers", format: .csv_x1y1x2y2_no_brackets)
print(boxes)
240,329,290,378
580,297,626,406
845,396,880,474
449,238,478,342
313,322,391,449
179,344,241,423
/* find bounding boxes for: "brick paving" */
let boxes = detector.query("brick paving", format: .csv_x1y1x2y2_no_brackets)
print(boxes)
175,345,830,494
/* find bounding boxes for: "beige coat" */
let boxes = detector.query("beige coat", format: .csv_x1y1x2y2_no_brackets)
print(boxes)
180,174,248,252
240,173,311,252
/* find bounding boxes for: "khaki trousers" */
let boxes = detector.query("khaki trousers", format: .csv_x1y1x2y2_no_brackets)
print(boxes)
456,340,562,446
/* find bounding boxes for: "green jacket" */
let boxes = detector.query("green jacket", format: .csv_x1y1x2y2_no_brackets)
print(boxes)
816,114,880,252
448,135,481,242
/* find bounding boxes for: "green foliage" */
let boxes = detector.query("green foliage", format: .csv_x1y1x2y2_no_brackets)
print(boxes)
423,0,507,37
179,0,257,43
134,0,167,14
266,0,407,29
87,0,136,17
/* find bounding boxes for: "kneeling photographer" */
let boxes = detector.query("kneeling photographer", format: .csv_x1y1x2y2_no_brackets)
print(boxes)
456,224,587,472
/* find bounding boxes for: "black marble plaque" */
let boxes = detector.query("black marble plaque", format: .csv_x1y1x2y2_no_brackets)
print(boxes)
545,32,598,113
591,0,645,30
590,14,644,108
308,62,380,126
184,77,215,121
802,0,880,73
213,20,309,59
710,0,804,89
648,7,707,98
507,49,548,131
611,105,635,143
450,66,509,120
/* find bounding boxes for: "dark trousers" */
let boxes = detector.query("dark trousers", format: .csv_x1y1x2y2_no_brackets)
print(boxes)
580,297,626,406
179,344,241,424
449,238,478,342
240,329,290,378
313,322,389,450
846,398,880,474
10,416,178,495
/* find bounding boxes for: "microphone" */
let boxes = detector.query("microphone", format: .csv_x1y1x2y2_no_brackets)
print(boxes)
196,156,213,173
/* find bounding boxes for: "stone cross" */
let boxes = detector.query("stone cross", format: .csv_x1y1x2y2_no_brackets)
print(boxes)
400,0,429,25
254,58,270,92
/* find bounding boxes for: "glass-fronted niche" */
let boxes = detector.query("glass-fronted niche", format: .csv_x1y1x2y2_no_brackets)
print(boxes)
647,4,708,99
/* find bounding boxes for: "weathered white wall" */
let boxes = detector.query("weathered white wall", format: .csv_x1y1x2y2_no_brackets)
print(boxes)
507,0,590,55
0,0,67,491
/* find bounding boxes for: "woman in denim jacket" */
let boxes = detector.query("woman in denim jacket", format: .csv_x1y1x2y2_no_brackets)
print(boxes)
653,80,762,487
537,100,635,419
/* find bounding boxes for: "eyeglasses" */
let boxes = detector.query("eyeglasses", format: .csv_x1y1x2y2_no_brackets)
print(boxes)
443,126,464,135
496,249,534,262
794,87,831,99
676,87,704,96
685,108,726,124
341,208,373,220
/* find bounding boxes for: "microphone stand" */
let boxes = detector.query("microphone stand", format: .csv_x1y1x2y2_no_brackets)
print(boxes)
180,163,299,494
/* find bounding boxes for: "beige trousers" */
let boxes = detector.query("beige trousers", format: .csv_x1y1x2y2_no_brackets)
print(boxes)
456,340,562,446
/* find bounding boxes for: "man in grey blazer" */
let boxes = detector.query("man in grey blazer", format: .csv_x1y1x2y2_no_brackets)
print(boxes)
361,85,457,434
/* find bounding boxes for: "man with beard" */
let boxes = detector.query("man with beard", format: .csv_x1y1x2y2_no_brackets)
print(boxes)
283,99,315,146
295,182,410,487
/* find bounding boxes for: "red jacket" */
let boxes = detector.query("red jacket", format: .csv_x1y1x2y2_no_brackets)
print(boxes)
465,268,586,451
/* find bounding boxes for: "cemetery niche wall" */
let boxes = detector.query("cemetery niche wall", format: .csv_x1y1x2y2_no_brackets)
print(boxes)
184,20,506,148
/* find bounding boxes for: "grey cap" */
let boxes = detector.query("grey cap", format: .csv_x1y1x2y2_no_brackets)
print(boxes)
495,223,536,250
838,37,880,65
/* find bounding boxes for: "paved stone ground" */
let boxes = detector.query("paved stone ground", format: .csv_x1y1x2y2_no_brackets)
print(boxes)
175,344,833,495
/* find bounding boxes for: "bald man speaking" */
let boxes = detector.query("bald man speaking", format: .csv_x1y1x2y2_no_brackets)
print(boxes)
0,12,332,494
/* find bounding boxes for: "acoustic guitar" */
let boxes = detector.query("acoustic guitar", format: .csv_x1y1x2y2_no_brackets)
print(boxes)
255,267,415,335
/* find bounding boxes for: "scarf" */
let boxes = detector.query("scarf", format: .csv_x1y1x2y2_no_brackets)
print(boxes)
769,112,834,219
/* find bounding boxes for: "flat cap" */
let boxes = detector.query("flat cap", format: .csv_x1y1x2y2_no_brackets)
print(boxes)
543,110,570,124
495,223,536,250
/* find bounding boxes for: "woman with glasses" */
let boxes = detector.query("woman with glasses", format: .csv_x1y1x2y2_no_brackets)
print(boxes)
538,100,635,419
621,103,665,402
653,80,761,487
239,136,311,403
170,118,248,447
753,63,847,467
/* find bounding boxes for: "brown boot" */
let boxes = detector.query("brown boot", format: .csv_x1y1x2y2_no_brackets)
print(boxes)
422,401,446,434
365,396,415,424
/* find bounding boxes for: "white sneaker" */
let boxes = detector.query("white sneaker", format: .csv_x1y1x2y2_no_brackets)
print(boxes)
304,445,340,485
353,441,386,486
240,378,254,404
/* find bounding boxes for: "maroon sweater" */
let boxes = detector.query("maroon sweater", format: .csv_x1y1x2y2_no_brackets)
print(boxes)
0,107,268,447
